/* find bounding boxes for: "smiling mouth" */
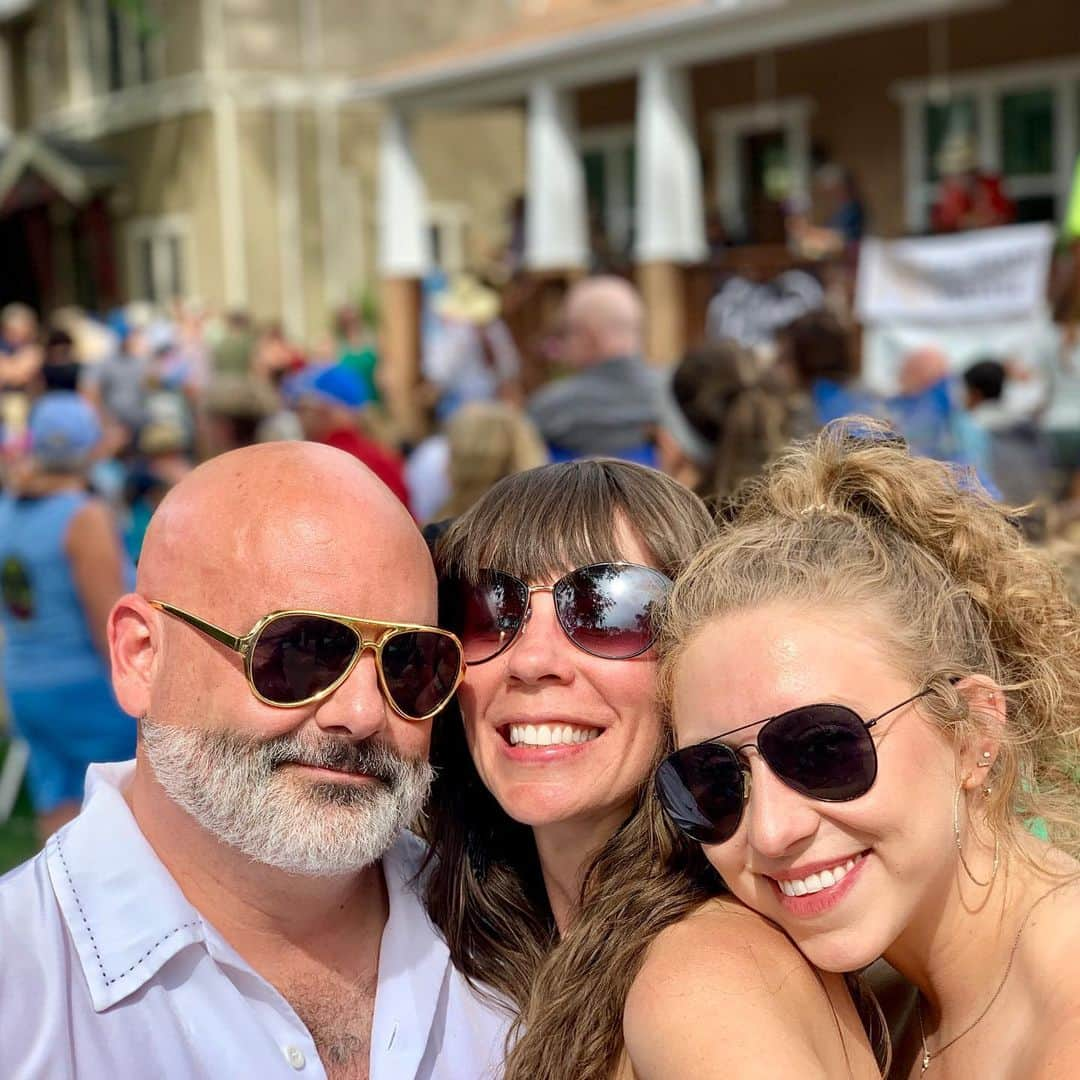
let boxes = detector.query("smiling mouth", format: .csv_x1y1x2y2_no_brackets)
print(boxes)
500,722,603,748
770,852,868,897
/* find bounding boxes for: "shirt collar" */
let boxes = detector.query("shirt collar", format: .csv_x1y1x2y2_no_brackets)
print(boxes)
48,761,209,1012
50,761,456,1048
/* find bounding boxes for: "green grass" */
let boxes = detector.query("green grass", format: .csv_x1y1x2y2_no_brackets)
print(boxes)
0,740,39,875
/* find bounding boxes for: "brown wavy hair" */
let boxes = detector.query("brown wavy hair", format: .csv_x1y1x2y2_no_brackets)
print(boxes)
424,459,714,1016
659,419,1080,862
672,341,790,503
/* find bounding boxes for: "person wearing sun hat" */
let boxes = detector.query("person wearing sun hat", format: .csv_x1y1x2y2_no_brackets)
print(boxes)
0,392,135,839
931,129,1015,233
424,272,522,419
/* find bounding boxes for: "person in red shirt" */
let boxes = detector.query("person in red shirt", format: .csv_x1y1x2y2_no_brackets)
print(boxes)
294,364,412,512
931,131,1015,233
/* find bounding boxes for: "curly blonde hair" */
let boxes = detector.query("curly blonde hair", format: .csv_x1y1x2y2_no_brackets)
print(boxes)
659,420,1080,860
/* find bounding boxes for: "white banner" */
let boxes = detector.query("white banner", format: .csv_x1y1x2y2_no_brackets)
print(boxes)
855,223,1055,325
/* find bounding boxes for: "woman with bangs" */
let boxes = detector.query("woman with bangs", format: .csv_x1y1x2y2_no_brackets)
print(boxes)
426,458,882,1079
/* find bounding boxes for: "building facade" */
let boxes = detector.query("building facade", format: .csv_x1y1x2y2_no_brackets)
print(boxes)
0,0,527,340
363,0,1080,412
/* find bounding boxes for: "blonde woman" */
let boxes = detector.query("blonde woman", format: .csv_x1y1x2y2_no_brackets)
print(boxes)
653,422,1079,1077
437,401,548,519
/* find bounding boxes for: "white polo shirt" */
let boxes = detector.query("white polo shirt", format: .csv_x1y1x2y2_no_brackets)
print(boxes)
0,761,510,1080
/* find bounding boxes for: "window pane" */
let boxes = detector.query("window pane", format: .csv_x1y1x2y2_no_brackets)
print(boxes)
107,5,124,91
138,237,155,301
1001,89,1054,176
168,235,183,298
1014,194,1056,224
583,150,606,218
138,32,153,84
925,97,978,182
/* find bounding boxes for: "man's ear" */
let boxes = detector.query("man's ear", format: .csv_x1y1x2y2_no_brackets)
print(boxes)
951,674,1007,789
109,594,161,720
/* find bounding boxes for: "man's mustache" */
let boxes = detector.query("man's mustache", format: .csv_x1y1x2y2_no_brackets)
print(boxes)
262,732,417,786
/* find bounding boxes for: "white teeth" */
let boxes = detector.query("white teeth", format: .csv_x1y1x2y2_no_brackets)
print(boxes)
507,723,601,747
776,854,863,898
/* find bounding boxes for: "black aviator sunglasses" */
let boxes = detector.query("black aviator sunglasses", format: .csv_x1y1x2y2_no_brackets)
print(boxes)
655,689,934,845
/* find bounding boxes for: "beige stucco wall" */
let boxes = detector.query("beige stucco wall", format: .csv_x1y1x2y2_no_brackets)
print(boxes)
236,108,282,323
317,0,523,73
414,106,527,274
222,0,303,73
157,1,207,79
96,112,224,307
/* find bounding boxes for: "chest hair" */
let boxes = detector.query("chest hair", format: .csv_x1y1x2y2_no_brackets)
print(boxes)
282,966,378,1080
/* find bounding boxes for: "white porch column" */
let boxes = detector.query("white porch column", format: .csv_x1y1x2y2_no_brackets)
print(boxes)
377,108,431,277
635,55,704,365
635,55,705,264
525,79,587,271
377,107,429,440
274,103,305,342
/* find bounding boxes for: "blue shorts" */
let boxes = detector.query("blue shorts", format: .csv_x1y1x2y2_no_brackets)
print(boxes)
7,678,136,814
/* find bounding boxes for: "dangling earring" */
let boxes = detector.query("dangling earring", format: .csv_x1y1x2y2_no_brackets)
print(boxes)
953,781,1000,887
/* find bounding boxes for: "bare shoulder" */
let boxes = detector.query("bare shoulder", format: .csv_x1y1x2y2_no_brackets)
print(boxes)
1021,877,1080,1077
623,899,845,1080
630,897,820,1000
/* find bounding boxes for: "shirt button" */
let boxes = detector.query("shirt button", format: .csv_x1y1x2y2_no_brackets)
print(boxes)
284,1046,306,1069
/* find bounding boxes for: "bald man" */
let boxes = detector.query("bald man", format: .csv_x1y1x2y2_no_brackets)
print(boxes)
0,443,508,1080
527,275,661,459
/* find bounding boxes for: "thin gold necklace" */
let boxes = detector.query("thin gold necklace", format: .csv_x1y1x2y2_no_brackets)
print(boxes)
916,879,1074,1074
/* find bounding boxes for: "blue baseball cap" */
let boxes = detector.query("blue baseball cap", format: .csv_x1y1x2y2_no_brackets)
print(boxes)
29,393,102,469
300,363,370,410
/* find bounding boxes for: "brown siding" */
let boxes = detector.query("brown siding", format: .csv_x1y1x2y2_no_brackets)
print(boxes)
691,0,1080,237
577,78,636,130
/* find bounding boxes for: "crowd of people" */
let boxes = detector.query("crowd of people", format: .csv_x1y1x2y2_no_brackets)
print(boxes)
0,237,1076,1077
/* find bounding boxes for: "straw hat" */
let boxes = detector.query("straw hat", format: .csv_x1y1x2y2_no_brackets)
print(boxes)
936,130,979,177
434,274,500,326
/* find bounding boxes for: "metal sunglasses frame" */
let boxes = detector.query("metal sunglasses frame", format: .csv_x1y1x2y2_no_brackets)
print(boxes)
454,561,672,664
657,689,933,843
149,600,465,721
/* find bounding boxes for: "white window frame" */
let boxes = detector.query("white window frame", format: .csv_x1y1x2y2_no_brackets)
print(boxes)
427,201,469,274
81,0,164,96
126,213,194,303
710,97,813,238
578,124,635,255
895,56,1080,232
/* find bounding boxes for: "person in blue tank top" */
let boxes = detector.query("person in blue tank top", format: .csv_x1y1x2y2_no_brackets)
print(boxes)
0,393,135,839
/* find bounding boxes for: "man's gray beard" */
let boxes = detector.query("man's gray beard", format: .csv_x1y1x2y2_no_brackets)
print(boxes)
140,716,434,876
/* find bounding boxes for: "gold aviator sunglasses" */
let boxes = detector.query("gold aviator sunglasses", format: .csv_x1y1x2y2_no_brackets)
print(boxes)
149,601,465,721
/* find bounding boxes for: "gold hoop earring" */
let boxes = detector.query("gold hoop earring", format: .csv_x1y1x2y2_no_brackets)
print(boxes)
953,781,999,887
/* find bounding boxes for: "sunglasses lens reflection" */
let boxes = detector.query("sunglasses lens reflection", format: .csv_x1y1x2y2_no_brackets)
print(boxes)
759,705,878,802
381,630,463,719
556,564,669,659
250,615,360,704
656,745,746,845
456,572,528,664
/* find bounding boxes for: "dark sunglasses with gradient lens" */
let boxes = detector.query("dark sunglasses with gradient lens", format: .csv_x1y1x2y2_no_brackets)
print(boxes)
655,691,932,845
440,562,672,665
150,602,465,721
